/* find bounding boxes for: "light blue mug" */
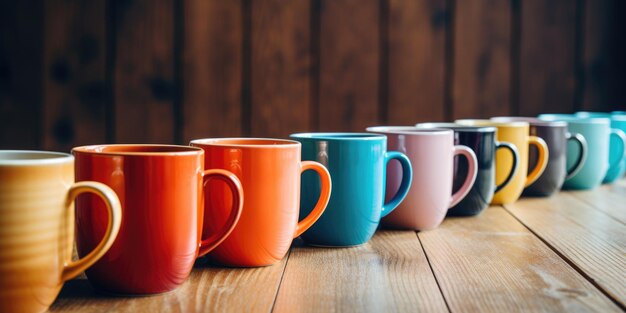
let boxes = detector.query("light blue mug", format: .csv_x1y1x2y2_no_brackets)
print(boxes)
290,133,412,246
538,114,626,189
576,112,626,182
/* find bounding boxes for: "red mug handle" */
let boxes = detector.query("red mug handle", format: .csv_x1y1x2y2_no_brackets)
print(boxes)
198,169,244,257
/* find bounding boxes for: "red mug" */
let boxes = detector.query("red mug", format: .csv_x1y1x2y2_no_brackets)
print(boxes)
73,145,243,294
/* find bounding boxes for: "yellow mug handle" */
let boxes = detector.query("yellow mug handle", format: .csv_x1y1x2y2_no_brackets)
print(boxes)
61,181,122,281
525,136,549,187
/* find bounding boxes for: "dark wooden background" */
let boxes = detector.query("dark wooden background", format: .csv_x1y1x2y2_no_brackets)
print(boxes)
1,0,625,152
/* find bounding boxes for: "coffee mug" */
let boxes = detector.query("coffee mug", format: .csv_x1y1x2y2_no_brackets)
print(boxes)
367,127,478,229
415,123,519,216
0,151,121,313
539,114,626,189
575,112,626,182
492,117,588,196
290,133,412,246
191,138,331,266
73,145,243,294
455,119,549,204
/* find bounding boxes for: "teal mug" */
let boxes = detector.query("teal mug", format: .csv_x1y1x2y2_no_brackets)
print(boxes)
538,114,626,189
290,133,412,246
576,112,626,182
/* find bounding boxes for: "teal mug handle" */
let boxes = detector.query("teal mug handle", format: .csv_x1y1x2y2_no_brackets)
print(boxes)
381,151,413,218
608,129,626,174
565,132,588,180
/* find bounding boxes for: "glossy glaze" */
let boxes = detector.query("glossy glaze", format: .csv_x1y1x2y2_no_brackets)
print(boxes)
291,133,412,245
492,117,588,197
367,127,478,229
191,138,331,266
539,114,625,189
73,145,243,294
0,151,121,313
455,120,549,204
415,123,519,216
575,112,626,182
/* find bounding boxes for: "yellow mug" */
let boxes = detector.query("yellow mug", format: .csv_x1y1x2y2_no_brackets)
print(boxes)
0,151,122,313
455,120,549,204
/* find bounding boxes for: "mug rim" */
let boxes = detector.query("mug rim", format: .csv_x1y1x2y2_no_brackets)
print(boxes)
455,119,529,128
0,150,74,166
538,114,611,124
290,132,386,141
576,111,626,122
366,126,453,135
191,138,301,148
414,122,497,133
491,116,568,127
72,144,204,156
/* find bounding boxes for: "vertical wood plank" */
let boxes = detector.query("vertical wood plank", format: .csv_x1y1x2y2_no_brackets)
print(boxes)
452,0,512,119
387,0,447,124
250,0,311,138
43,0,107,152
318,0,380,132
519,0,577,115
113,0,176,143
609,0,626,109
420,206,622,312
183,0,243,141
0,1,43,149
273,232,448,312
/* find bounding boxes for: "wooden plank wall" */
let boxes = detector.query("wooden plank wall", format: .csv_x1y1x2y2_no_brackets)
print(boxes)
1,0,625,151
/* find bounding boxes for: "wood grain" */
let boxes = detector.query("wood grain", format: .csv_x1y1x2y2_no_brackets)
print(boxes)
250,0,311,137
50,258,288,312
504,194,626,307
318,0,380,132
0,0,43,149
182,0,243,141
112,0,176,143
419,206,621,312
518,0,577,115
452,0,512,120
273,232,448,313
43,0,107,152
387,0,447,124
569,183,626,224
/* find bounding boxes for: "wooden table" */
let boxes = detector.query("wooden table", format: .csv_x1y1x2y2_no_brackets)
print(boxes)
50,180,626,312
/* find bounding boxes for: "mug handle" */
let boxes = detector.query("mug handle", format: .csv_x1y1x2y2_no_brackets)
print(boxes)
608,129,626,174
198,169,244,257
449,146,478,207
61,182,122,281
494,141,520,193
294,161,332,238
564,132,588,180
381,151,413,218
525,136,549,187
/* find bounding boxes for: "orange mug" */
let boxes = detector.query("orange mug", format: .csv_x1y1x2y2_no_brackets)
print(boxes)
73,145,243,294
191,138,332,267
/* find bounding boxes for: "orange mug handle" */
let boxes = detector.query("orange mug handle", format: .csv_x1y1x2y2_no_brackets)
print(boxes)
198,169,244,257
62,182,122,281
525,136,549,187
294,161,332,238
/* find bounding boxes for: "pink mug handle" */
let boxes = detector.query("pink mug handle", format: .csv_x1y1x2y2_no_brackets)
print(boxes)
449,145,478,208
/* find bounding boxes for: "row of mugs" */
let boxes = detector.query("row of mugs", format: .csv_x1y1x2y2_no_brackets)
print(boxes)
2,112,625,312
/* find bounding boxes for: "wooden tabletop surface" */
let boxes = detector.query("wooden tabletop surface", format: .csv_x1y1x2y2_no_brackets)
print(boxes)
50,180,626,313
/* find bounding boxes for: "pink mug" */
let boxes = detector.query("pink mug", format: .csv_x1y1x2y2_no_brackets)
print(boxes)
367,127,478,230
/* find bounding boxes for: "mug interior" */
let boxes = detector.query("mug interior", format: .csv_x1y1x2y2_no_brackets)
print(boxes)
415,123,496,133
491,116,567,127
290,133,385,140
366,126,452,135
538,114,610,124
455,119,528,128
0,150,73,165
73,144,202,156
191,138,300,147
